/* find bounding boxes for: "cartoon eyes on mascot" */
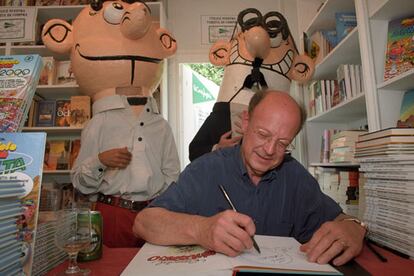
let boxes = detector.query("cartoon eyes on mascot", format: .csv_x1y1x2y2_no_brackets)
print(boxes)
189,8,315,161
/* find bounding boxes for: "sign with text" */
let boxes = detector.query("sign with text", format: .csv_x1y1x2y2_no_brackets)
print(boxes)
201,15,236,45
0,7,37,42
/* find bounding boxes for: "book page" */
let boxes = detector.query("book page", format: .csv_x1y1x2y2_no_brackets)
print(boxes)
121,236,341,276
231,236,341,274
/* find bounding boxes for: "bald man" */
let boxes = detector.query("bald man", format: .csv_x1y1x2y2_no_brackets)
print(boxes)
134,90,366,266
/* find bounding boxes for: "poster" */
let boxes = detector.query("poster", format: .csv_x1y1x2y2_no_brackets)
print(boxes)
201,15,236,44
0,6,37,42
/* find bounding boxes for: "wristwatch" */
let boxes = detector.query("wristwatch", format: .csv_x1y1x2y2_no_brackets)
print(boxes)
342,218,369,236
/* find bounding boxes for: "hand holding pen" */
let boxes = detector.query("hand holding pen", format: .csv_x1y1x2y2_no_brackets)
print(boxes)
219,185,261,254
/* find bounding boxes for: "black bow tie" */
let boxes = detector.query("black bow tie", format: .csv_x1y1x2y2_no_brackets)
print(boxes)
242,57,268,90
127,97,148,106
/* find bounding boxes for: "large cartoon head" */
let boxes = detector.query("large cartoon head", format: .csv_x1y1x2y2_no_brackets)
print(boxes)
42,0,177,101
209,8,314,103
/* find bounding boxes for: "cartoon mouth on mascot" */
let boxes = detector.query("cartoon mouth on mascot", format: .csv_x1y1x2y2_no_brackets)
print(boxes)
189,8,315,161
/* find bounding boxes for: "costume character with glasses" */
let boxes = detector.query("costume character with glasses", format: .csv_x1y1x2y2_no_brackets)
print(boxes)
134,90,366,266
189,8,315,161
42,0,180,247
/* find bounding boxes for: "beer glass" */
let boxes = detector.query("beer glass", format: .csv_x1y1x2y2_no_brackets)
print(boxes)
54,208,92,275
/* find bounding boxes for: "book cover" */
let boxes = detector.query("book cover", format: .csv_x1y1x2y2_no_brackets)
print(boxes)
397,89,414,127
54,99,71,127
383,15,414,81
55,60,76,85
69,95,91,127
0,55,43,132
335,12,357,43
69,139,81,169
43,140,70,171
38,56,56,85
0,132,46,276
35,100,56,127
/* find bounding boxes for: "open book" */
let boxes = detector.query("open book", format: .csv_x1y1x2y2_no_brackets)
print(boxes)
121,235,342,276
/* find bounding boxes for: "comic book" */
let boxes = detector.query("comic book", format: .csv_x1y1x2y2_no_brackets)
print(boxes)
0,55,43,132
0,132,46,276
383,15,414,81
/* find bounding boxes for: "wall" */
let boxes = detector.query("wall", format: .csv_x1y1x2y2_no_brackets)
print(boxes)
164,0,302,167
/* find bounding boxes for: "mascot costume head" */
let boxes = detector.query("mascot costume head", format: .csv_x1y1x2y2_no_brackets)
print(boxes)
42,0,177,101
189,8,314,161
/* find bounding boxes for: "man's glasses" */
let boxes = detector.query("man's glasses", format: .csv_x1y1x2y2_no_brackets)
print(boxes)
253,129,295,153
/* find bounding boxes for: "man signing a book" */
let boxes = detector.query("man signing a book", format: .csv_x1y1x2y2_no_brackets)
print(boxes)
133,90,367,266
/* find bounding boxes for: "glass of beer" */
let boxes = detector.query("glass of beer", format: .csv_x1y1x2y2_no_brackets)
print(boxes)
54,208,92,275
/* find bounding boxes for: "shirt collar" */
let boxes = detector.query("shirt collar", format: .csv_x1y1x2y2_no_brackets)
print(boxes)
92,95,159,115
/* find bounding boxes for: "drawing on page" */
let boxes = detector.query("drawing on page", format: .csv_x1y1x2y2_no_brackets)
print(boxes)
239,246,294,265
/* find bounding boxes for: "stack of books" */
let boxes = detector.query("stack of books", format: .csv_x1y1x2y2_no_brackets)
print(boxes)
0,55,43,132
330,130,367,163
355,127,414,258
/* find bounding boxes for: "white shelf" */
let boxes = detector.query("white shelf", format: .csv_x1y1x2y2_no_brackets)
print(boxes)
308,93,366,123
370,0,414,20
36,84,81,99
23,127,83,133
305,0,355,34
313,27,360,79
377,68,414,91
310,162,359,167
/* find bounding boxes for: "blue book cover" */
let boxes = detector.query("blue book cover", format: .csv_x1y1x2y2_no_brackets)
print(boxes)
335,12,357,43
0,132,46,276
397,89,414,127
0,55,43,132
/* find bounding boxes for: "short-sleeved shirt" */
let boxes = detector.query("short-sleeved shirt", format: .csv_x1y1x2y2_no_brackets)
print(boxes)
150,145,342,243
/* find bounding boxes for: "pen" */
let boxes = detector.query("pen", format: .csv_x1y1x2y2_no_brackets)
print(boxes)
218,185,261,254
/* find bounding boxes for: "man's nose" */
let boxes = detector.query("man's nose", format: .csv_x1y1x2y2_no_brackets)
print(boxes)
244,26,271,59
262,139,278,155
120,2,152,40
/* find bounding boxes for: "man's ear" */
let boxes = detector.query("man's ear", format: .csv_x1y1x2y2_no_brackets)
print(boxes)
241,110,249,133
42,19,73,54
287,54,315,83
157,28,177,57
209,40,231,66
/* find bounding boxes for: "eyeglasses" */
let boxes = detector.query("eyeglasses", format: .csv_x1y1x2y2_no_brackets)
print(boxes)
253,129,295,152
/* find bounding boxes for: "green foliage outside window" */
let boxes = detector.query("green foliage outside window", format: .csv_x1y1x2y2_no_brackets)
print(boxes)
188,63,224,86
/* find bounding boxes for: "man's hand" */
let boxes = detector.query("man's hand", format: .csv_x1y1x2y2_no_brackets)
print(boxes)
98,147,132,169
300,220,366,266
214,130,242,151
195,210,255,257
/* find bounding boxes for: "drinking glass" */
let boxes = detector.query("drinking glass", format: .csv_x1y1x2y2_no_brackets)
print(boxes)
54,208,92,275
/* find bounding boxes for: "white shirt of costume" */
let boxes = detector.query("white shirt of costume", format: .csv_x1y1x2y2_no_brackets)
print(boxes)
71,95,180,201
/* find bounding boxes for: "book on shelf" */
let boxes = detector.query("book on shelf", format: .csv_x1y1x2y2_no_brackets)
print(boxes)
397,89,414,128
332,129,367,141
55,60,76,85
38,56,56,86
356,135,414,149
358,127,414,142
35,100,56,127
54,99,71,127
69,139,81,169
69,95,91,127
43,140,70,171
335,12,357,44
121,235,341,276
336,64,352,100
0,55,43,132
383,15,414,81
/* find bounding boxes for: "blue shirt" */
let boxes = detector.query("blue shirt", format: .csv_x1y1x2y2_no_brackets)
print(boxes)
150,145,342,243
